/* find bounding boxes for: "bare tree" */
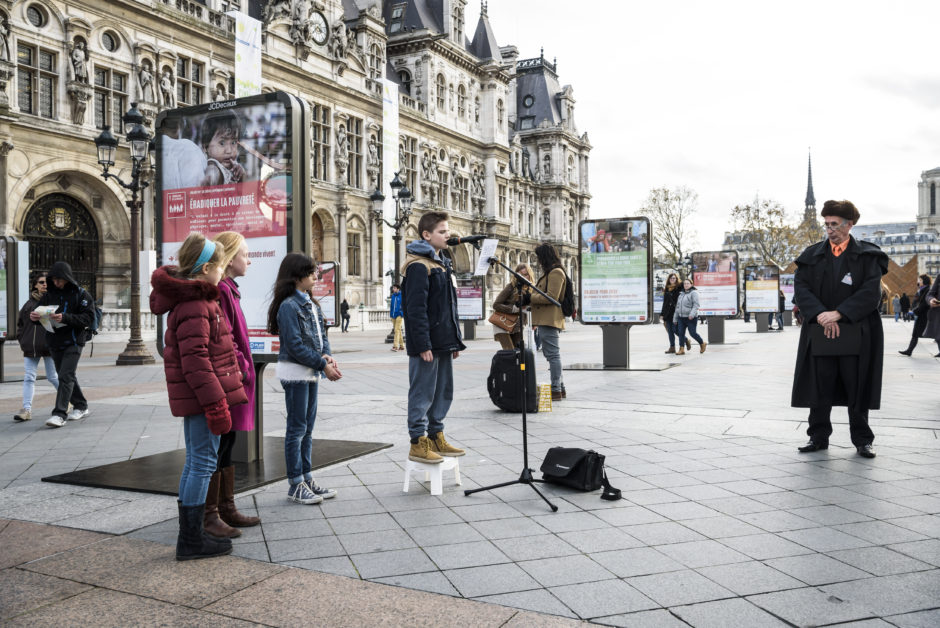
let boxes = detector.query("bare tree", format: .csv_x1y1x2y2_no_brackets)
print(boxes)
729,198,806,269
641,186,698,268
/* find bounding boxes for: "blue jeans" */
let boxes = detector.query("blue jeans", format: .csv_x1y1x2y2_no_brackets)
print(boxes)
23,356,59,410
676,317,704,345
407,352,453,440
539,326,564,392
664,320,677,348
178,414,220,506
283,380,318,485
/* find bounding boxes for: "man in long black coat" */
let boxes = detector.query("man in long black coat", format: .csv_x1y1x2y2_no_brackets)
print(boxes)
791,200,888,458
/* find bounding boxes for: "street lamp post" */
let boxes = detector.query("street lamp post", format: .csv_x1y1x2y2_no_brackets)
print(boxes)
371,172,412,343
94,102,155,365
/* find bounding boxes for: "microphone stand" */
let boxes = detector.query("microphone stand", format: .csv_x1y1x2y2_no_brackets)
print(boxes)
463,248,562,512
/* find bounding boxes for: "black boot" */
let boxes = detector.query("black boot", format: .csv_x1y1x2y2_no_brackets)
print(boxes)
176,502,233,561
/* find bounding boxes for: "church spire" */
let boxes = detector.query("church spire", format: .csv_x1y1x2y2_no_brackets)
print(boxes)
804,150,816,222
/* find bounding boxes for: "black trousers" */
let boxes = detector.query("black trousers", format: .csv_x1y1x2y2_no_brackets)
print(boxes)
341,314,350,331
216,431,237,470
50,345,87,418
903,315,933,351
807,354,874,447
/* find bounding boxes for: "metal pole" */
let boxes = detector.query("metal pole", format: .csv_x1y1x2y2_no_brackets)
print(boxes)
116,171,155,365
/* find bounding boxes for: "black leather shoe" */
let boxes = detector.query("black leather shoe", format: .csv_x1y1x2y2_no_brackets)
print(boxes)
857,444,876,458
798,440,828,453
898,349,912,356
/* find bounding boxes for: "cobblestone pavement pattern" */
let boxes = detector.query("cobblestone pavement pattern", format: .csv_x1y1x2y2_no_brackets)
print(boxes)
1,320,938,626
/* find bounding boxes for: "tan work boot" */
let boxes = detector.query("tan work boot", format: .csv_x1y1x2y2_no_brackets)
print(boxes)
676,346,686,355
700,342,707,353
428,432,465,457
409,436,443,463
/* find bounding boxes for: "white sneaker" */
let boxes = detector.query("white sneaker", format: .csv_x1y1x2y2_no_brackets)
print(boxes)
66,408,90,421
45,415,67,428
13,408,31,422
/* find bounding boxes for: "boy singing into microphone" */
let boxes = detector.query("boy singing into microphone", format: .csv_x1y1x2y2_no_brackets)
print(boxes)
400,212,467,463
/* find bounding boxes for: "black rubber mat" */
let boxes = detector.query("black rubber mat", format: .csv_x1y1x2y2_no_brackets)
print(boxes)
42,437,392,496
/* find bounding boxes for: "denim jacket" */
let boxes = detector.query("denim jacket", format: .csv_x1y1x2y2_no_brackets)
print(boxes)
276,291,331,382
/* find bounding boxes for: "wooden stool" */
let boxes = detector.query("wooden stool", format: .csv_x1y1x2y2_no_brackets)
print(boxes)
403,457,461,496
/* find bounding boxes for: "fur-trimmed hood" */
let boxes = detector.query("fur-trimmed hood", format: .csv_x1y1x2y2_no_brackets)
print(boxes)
150,265,220,315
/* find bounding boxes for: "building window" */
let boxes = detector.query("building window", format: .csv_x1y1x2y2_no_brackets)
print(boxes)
94,67,128,132
436,74,446,110
17,44,56,119
520,116,535,130
101,32,118,52
175,57,204,106
931,182,936,216
398,70,411,95
452,6,463,41
311,103,331,181
346,116,363,188
457,84,466,118
453,174,468,212
389,3,406,33
347,232,361,276
497,99,504,129
368,44,382,80
401,135,417,190
26,5,46,28
498,184,507,218
438,171,449,209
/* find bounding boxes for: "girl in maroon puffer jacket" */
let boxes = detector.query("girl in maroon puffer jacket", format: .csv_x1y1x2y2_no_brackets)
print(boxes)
150,232,248,561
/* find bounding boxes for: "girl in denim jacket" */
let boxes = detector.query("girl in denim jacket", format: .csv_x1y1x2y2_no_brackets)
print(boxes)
266,253,343,505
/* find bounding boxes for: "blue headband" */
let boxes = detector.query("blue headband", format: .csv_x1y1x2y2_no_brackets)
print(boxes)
191,240,216,275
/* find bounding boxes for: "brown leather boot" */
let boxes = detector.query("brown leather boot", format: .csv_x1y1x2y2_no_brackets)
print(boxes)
219,465,260,527
204,471,241,538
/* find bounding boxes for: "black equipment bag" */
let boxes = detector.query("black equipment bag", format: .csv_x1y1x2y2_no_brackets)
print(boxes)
540,447,604,491
487,349,538,413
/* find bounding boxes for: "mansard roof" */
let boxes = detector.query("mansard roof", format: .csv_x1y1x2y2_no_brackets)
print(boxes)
515,56,563,128
383,0,443,35
467,9,501,61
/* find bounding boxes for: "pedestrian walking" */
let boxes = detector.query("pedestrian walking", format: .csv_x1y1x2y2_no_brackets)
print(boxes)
267,253,342,505
899,292,911,322
792,200,888,459
531,243,568,401
661,273,687,353
31,262,94,429
674,278,706,354
340,298,351,332
401,211,466,463
892,293,901,322
742,294,750,323
202,231,260,538
491,263,532,351
899,275,936,356
14,271,59,422
919,272,940,358
150,233,247,560
390,284,404,351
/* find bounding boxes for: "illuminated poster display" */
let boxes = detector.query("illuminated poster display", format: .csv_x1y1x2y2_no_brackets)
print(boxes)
745,265,780,313
312,262,339,327
691,251,739,316
780,273,795,308
456,278,484,321
579,217,652,324
156,92,309,355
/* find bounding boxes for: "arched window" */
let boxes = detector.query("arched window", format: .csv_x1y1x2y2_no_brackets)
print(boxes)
369,44,382,79
436,74,446,109
568,155,576,183
398,69,411,95
457,84,466,118
497,99,504,129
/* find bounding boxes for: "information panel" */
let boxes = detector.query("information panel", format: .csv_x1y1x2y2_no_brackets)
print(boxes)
691,251,739,316
312,261,339,327
745,265,781,313
156,92,309,355
456,277,484,320
780,273,795,309
578,217,652,324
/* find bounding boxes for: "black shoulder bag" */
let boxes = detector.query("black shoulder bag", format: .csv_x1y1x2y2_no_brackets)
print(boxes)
540,447,622,500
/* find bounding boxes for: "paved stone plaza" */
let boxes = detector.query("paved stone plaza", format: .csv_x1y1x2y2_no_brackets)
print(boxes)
1,320,938,626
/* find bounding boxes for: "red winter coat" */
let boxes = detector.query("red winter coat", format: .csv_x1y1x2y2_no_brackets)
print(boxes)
150,266,248,417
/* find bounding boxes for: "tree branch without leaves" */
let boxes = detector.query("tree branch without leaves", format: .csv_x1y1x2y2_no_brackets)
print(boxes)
641,186,698,268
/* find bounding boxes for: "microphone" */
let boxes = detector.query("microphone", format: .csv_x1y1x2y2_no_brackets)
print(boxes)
446,234,487,246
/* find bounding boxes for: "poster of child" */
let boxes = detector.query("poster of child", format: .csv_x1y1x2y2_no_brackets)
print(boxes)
200,111,246,185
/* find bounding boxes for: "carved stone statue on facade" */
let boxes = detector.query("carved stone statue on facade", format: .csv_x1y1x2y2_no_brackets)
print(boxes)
69,41,89,84
471,168,485,198
263,0,292,26
160,69,176,108
366,136,380,189
0,21,10,63
334,123,349,180
290,0,312,47
137,61,156,103
428,155,440,204
329,20,348,60
542,210,551,234
67,83,92,125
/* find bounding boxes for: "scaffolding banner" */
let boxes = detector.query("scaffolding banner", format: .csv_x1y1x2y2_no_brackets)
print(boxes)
381,79,399,285
233,12,262,98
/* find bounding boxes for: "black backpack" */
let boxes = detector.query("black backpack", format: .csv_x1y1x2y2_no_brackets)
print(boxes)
560,273,575,318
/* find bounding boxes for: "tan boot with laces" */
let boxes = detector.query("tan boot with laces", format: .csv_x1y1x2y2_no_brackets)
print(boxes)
409,436,443,463
428,432,465,457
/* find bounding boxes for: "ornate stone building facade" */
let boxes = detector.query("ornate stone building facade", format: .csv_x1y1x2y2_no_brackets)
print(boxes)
0,0,590,309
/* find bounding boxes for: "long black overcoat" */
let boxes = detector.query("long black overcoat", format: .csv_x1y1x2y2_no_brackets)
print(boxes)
791,236,888,410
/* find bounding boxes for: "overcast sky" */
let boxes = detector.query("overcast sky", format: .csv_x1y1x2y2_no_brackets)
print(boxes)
466,0,940,250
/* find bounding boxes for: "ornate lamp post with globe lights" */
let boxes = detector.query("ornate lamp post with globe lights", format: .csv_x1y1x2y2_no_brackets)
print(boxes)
93,102,155,365
370,172,412,343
